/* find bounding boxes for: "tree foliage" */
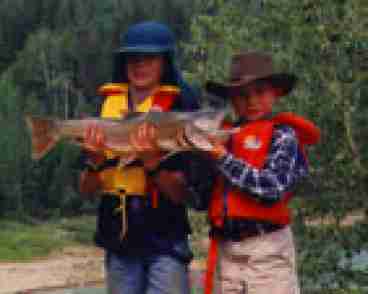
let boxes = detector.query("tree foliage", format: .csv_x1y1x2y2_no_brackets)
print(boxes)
0,0,366,291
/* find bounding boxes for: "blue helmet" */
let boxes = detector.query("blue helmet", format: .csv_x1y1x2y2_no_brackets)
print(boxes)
116,21,176,54
113,21,176,84
112,21,199,110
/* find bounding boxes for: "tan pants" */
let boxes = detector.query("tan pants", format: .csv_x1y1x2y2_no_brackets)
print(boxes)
213,226,300,294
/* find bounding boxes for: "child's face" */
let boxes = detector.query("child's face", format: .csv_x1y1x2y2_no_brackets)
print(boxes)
231,83,278,121
126,54,164,91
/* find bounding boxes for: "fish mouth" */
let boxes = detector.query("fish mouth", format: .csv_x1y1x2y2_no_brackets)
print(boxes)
191,110,225,132
183,125,214,151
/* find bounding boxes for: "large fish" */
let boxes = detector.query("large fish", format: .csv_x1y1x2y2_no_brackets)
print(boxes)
26,110,234,164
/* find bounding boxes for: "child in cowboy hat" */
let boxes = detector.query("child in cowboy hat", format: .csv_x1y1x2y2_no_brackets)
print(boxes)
196,51,320,294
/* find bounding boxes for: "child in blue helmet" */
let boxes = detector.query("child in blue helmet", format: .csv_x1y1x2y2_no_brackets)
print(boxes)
79,22,199,294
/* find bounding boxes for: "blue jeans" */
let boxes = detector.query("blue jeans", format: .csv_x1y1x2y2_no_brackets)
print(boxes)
105,251,191,294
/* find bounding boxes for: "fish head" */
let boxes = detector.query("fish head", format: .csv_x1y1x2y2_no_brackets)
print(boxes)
191,110,226,132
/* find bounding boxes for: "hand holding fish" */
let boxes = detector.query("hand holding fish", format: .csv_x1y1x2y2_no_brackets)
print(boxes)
207,136,228,160
188,131,228,160
129,122,164,171
129,122,158,151
83,124,107,152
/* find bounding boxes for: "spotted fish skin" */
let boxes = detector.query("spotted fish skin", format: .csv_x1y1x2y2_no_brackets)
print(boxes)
25,110,233,162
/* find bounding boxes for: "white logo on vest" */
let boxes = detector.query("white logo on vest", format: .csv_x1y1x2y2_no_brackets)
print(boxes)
243,135,261,149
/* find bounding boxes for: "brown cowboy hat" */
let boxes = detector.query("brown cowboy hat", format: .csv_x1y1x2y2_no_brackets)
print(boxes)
206,51,297,99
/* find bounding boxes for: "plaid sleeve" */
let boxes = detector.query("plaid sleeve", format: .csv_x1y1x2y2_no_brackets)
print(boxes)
217,125,308,204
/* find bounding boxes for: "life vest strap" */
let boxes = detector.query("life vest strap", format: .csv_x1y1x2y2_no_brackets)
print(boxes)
107,191,129,240
204,237,220,294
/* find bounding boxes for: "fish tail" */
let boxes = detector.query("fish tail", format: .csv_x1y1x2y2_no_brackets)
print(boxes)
25,116,61,160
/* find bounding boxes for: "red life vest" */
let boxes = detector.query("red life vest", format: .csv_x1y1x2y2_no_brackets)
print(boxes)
209,112,320,227
205,112,320,294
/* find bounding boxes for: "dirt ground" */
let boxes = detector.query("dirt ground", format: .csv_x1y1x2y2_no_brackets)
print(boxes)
0,246,206,294
0,212,364,294
0,246,105,294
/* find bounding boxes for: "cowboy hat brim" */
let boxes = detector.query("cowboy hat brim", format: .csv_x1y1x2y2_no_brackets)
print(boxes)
206,73,297,99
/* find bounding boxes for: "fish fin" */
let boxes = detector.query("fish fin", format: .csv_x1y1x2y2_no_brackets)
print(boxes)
208,127,240,137
157,138,181,150
201,128,240,145
185,127,214,151
25,116,61,160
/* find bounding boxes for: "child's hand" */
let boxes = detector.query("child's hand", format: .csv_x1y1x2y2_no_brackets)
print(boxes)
83,124,106,152
130,122,165,170
208,137,227,160
190,133,227,160
129,122,158,151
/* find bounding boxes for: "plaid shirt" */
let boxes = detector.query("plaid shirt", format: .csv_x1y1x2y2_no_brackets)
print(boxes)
217,125,308,205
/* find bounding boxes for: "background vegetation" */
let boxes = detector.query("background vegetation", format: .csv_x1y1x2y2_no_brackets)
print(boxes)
0,0,366,292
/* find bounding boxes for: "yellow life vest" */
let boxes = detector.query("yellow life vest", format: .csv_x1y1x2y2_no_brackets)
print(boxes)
96,83,180,196
98,83,151,196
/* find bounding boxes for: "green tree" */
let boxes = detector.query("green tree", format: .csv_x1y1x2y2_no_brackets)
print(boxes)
0,75,32,217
